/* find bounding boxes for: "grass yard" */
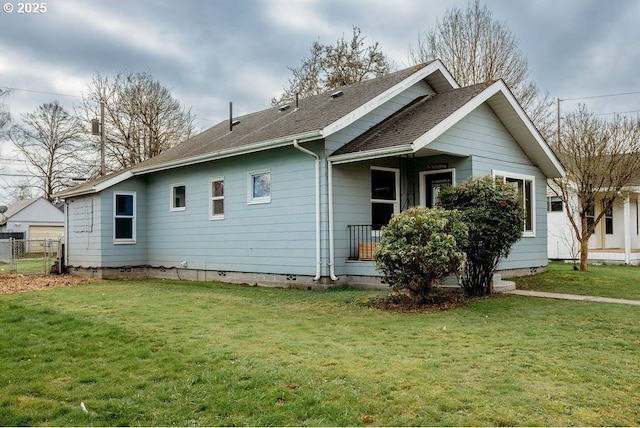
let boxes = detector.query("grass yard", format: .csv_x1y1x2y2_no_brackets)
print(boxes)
514,261,640,300
0,268,639,426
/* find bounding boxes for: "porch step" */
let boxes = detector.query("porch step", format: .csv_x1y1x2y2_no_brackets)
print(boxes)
441,274,516,292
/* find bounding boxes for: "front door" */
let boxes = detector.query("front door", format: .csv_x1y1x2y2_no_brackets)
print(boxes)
424,171,453,208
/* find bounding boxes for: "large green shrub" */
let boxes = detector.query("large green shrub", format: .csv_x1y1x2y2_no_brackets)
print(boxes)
373,206,468,301
439,176,524,296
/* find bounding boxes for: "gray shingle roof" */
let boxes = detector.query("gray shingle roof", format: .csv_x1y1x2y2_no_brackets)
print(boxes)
136,63,435,170
332,82,490,156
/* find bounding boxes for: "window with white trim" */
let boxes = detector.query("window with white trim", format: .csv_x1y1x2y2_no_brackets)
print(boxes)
210,178,224,219
547,196,563,212
114,191,136,243
371,167,399,229
493,171,535,236
171,184,186,211
248,170,271,204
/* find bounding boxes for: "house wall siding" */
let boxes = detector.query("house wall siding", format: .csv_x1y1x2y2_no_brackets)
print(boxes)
66,194,103,266
142,146,319,276
331,101,550,277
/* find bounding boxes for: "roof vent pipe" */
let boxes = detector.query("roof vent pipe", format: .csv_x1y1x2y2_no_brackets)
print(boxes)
229,101,233,131
295,92,299,109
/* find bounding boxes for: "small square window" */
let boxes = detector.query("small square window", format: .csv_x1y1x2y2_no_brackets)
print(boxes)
171,184,186,211
248,171,271,204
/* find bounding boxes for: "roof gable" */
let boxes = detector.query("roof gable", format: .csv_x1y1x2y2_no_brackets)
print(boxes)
330,80,565,179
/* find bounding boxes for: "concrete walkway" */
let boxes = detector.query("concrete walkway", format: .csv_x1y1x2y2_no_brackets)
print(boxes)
505,289,640,306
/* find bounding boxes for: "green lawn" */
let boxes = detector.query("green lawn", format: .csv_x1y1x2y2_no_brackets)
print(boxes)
0,256,54,275
513,261,640,300
0,270,639,426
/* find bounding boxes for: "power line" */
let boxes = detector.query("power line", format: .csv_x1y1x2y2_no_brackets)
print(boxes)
561,90,640,102
0,86,82,100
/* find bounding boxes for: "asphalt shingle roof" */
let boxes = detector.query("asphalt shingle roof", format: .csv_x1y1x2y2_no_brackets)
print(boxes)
136,63,434,170
332,82,490,156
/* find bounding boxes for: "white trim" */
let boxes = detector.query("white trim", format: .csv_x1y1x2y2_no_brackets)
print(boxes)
492,170,536,238
133,131,322,175
370,166,400,223
323,60,458,137
412,81,565,179
170,183,186,212
247,169,271,205
419,168,456,207
209,177,225,220
113,191,136,244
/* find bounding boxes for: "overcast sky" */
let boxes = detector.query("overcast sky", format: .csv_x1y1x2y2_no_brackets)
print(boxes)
1,0,639,205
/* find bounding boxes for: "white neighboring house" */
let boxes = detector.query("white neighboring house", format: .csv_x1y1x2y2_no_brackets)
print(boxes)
547,180,640,265
0,197,64,241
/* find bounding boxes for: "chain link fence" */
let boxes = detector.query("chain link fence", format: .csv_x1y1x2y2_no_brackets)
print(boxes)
0,238,63,275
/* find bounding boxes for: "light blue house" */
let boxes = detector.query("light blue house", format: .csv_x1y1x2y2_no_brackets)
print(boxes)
56,60,564,287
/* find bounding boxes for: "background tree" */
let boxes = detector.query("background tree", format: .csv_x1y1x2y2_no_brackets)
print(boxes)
272,26,394,106
0,88,10,133
408,0,555,139
374,206,468,302
551,104,640,271
78,71,195,172
439,176,523,296
9,101,90,201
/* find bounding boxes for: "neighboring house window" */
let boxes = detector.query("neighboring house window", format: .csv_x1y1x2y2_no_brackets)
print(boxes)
371,167,399,229
114,192,136,243
210,178,224,219
171,184,186,211
248,170,271,204
493,171,535,236
604,204,613,235
547,196,563,212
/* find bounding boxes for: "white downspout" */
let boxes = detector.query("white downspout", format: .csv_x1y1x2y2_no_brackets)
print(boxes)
328,160,339,281
292,139,321,281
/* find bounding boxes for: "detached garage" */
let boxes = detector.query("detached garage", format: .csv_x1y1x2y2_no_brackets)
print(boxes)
0,198,64,240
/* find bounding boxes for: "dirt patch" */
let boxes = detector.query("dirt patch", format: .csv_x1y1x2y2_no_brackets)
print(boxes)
0,274,94,295
365,288,484,313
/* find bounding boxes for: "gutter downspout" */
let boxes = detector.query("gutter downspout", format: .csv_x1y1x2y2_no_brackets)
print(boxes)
292,139,321,281
328,160,339,281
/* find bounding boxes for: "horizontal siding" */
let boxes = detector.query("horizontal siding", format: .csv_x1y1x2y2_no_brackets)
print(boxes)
66,195,102,266
99,177,148,266
143,146,319,275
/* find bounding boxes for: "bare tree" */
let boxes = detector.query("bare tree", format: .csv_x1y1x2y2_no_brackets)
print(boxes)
272,26,394,106
551,104,640,271
78,71,195,172
408,0,555,139
9,101,90,201
0,88,10,134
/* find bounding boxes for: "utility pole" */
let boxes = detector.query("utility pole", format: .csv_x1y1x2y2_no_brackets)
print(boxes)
100,100,105,176
557,98,561,145
91,100,106,176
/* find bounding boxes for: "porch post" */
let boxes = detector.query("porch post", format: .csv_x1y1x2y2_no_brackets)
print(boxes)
624,195,631,264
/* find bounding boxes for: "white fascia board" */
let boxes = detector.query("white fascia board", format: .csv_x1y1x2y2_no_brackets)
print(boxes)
328,145,413,165
133,130,323,175
413,80,566,178
322,60,459,138
56,170,135,199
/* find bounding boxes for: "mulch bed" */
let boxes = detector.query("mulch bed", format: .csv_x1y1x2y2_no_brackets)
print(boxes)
0,274,94,295
366,287,485,313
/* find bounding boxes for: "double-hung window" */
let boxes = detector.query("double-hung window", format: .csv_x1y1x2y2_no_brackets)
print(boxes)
114,191,136,243
210,178,224,219
371,167,399,230
493,171,535,237
171,184,186,211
